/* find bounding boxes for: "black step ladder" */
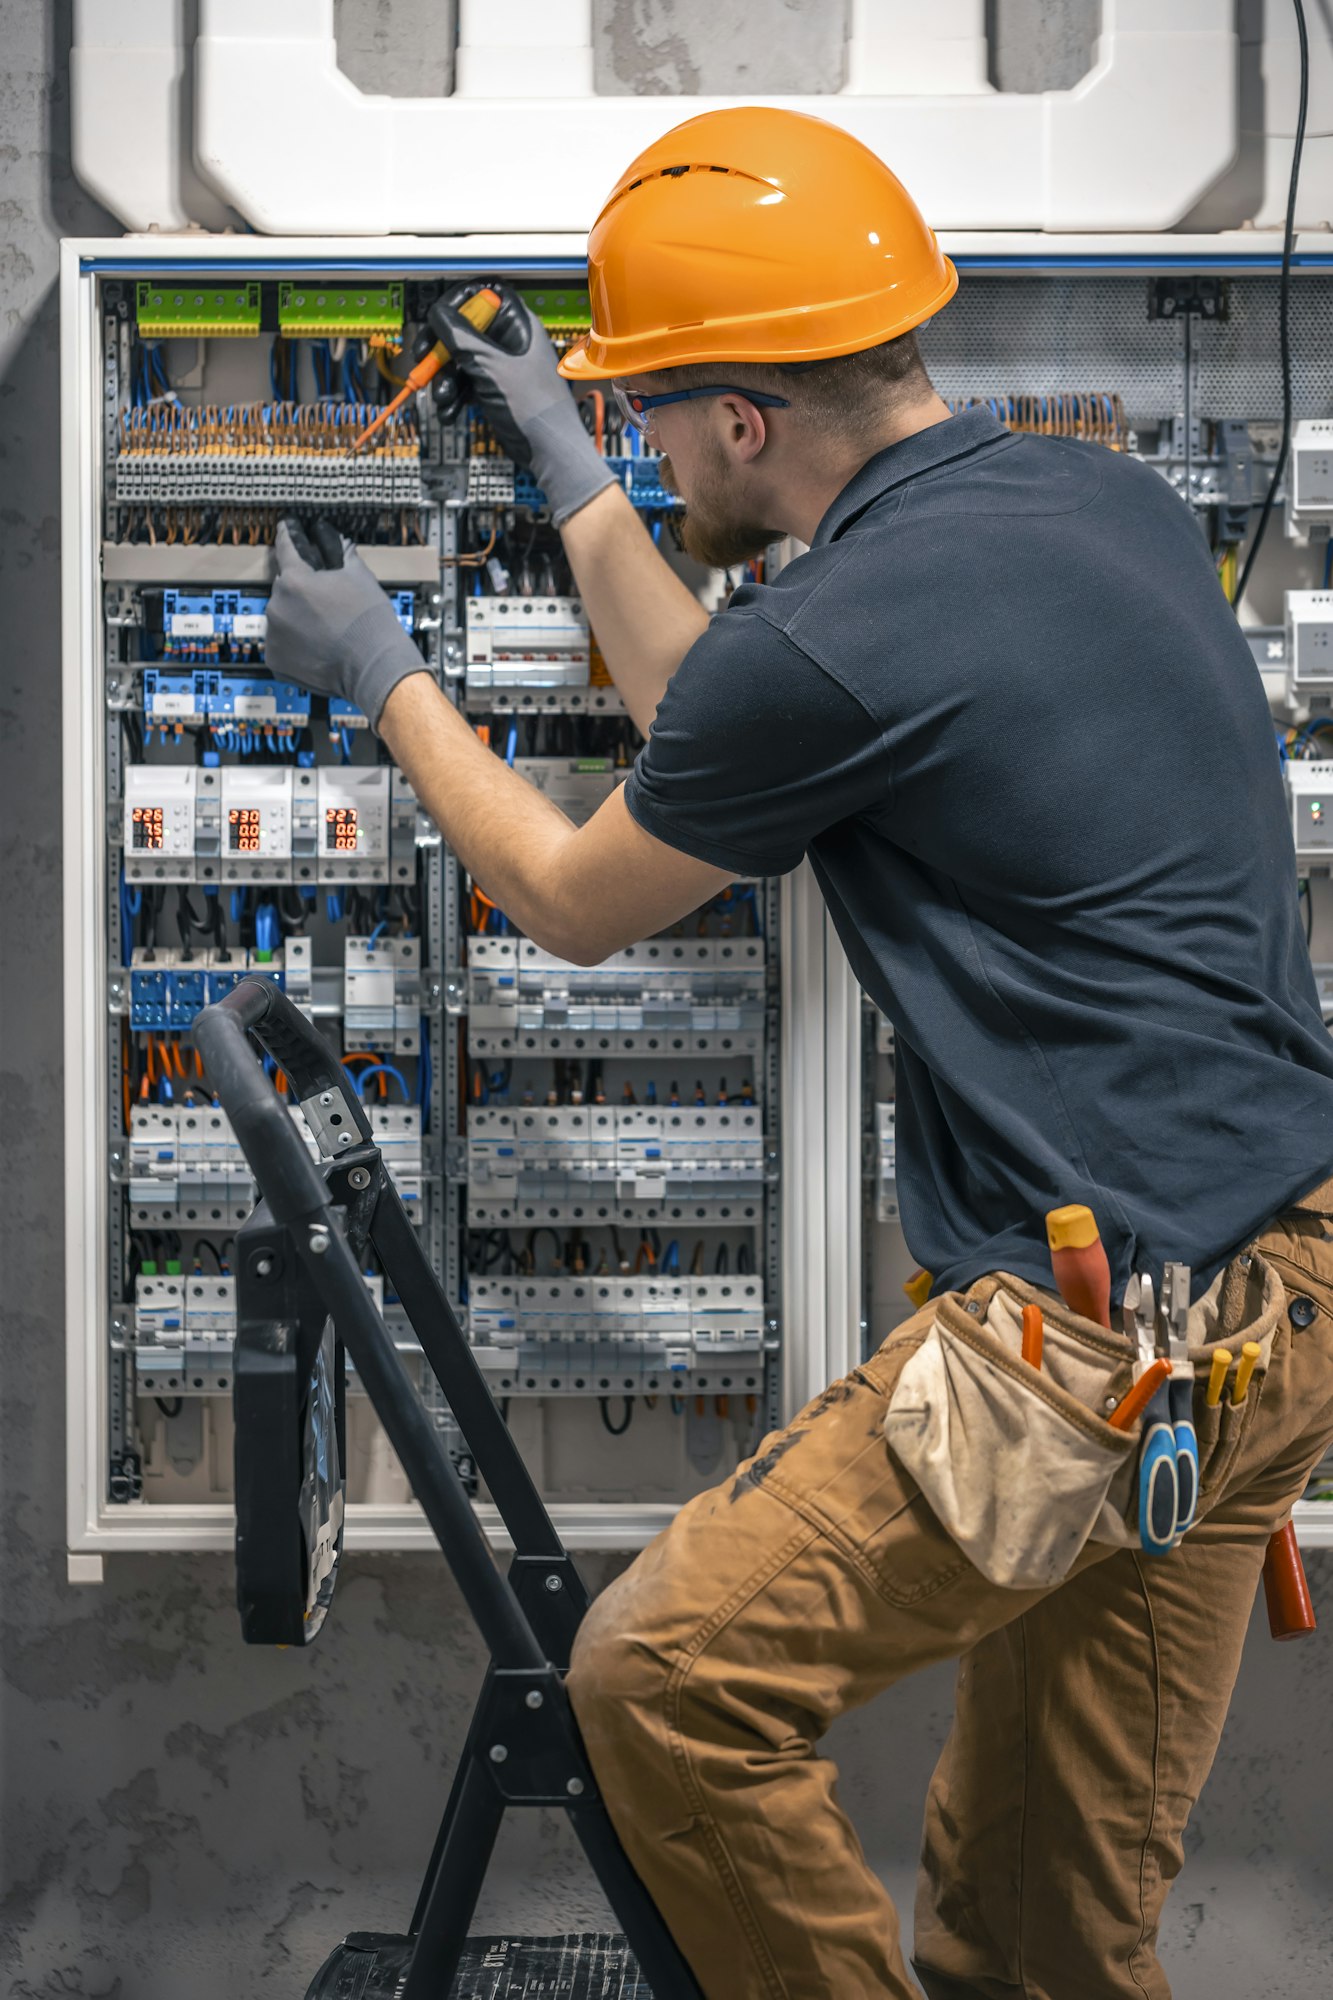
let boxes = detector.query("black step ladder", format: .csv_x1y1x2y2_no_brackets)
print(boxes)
194,977,703,2000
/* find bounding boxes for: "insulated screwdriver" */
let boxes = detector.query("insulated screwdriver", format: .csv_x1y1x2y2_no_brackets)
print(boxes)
1045,1204,1111,1328
347,286,502,455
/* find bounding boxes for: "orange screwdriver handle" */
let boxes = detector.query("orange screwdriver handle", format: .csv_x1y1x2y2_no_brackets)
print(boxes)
1106,1357,1170,1432
1045,1204,1111,1330
1263,1521,1317,1640
349,286,502,455
1021,1302,1044,1371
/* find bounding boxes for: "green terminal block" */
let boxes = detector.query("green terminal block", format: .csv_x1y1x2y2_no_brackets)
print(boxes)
521,288,592,329
277,281,404,343
136,282,261,338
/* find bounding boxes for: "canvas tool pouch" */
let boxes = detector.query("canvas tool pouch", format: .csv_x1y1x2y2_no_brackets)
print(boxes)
882,1258,1286,1589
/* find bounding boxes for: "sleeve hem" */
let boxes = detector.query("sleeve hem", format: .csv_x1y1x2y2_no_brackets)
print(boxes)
623,775,800,878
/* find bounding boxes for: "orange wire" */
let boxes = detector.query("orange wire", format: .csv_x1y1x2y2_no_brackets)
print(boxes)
442,523,499,567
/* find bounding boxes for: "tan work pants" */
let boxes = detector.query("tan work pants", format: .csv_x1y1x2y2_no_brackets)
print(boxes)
567,1196,1333,1999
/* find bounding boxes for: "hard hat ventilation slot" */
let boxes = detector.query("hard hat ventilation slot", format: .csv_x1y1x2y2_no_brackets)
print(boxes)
605,163,768,215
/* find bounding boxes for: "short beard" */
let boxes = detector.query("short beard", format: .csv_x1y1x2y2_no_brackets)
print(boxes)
659,444,780,570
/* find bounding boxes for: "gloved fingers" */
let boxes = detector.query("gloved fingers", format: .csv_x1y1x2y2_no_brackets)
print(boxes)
427,288,538,363
310,518,346,571
486,283,534,357
426,294,494,361
276,516,323,571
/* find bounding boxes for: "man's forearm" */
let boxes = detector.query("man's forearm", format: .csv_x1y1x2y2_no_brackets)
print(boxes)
378,673,589,955
559,484,708,735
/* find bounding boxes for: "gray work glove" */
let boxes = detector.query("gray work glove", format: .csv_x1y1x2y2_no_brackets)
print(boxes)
266,519,429,730
428,286,616,528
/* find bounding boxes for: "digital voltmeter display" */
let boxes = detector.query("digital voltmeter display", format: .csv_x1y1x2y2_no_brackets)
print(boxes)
326,806,359,852
229,806,262,852
132,805,165,850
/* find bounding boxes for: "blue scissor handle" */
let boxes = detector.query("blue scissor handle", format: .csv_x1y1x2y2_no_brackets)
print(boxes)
1138,1384,1179,1558
1170,1375,1199,1539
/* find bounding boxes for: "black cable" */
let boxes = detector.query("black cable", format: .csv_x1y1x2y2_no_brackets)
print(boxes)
154,1397,184,1418
1302,879,1315,945
1232,0,1309,614
599,1394,634,1437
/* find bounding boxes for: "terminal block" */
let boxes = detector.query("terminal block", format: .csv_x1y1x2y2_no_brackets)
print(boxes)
161,590,268,660
277,281,404,345
117,407,423,509
142,671,207,729
137,282,261,339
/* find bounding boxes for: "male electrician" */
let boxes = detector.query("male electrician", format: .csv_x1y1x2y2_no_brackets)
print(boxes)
267,109,1333,2000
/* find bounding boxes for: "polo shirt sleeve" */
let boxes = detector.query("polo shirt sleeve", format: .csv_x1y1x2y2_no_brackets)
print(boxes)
622,608,891,877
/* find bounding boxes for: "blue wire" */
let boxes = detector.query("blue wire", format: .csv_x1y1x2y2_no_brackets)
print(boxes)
505,721,518,766
367,919,388,947
354,1062,411,1103
118,871,137,967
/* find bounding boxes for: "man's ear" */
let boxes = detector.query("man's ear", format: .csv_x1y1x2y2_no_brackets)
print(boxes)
716,393,769,464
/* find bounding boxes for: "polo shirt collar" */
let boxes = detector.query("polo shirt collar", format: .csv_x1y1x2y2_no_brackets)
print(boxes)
812,406,1011,546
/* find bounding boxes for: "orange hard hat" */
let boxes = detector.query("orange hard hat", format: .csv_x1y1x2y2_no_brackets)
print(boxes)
558,105,957,383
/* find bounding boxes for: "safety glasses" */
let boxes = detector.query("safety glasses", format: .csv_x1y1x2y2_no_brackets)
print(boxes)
611,380,791,437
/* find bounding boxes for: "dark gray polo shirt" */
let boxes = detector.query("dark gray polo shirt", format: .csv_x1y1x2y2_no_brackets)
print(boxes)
624,407,1333,1300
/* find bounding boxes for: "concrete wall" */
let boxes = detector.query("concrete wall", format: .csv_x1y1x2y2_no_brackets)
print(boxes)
4,2,1333,1995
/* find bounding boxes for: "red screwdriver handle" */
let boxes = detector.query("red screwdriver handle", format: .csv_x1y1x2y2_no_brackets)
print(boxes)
1045,1205,1112,1330
1263,1521,1317,1640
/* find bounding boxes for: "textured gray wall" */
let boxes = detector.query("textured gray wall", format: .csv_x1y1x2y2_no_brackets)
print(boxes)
5,2,1333,1995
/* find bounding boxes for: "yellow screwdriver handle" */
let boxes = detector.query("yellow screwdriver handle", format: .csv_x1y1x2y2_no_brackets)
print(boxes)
1231,1340,1261,1407
348,287,502,455
1205,1348,1232,1407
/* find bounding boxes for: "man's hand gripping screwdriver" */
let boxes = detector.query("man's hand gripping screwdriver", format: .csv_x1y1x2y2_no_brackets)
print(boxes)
346,282,507,456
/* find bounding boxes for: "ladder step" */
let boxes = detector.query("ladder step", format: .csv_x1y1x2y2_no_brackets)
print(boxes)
305,1931,652,1997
